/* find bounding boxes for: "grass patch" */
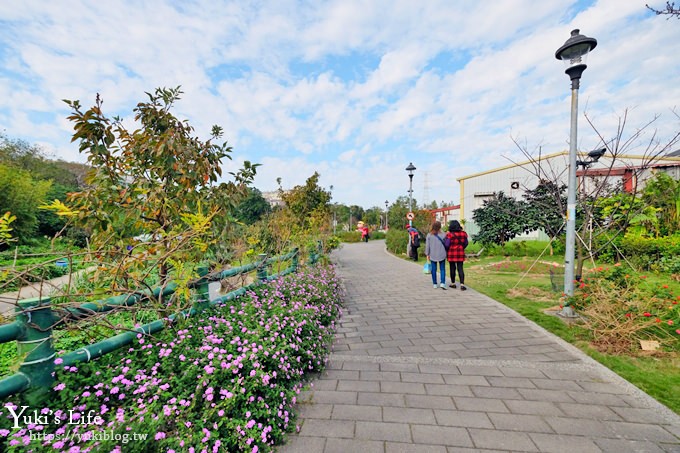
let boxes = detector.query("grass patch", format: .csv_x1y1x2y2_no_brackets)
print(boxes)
584,349,680,413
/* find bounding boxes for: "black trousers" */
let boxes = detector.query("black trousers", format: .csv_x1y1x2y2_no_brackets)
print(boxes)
449,261,464,284
410,246,419,261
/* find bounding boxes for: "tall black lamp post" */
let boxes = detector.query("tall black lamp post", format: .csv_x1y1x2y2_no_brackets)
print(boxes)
405,163,416,226
384,200,389,230
555,29,597,316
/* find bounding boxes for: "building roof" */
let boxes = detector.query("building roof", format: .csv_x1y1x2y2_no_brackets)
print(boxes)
430,205,460,213
456,151,680,182
456,150,568,182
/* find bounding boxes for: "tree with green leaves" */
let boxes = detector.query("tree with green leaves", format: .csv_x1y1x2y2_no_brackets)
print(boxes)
523,180,567,254
363,207,382,228
233,187,271,225
331,204,348,231
1,134,88,240
45,87,258,299
472,191,528,247
641,171,680,236
387,196,412,231
280,172,331,229
247,172,332,258
347,205,364,229
0,164,51,242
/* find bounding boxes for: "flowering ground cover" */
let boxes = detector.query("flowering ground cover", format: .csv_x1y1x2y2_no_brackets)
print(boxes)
0,264,343,452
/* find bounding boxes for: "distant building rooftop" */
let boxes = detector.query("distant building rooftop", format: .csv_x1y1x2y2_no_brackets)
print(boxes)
262,190,286,207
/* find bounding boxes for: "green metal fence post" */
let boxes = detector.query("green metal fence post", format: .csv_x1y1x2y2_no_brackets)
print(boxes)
256,253,268,282
16,297,55,404
292,248,299,271
194,265,211,313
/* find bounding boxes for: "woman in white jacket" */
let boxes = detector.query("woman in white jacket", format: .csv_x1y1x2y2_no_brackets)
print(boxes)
425,221,448,290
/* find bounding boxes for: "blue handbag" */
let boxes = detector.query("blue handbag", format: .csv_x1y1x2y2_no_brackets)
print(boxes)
422,261,431,274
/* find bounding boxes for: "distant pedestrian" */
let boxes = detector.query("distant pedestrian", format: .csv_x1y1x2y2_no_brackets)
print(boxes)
425,221,447,290
446,220,469,290
406,225,421,261
361,225,370,243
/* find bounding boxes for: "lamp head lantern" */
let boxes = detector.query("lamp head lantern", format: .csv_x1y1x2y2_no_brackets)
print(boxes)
405,162,416,177
555,29,597,84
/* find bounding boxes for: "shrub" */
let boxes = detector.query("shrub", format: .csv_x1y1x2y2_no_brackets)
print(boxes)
597,234,680,271
324,236,341,252
660,255,680,276
385,229,408,256
369,231,386,240
570,264,680,353
0,264,344,452
335,231,362,243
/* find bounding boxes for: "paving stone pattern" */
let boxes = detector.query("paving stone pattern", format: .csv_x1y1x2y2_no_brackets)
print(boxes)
278,241,680,452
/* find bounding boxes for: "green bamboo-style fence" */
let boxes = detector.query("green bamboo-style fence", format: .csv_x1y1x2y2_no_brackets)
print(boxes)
0,246,320,403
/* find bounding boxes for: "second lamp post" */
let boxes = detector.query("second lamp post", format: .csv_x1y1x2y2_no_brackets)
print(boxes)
406,162,416,226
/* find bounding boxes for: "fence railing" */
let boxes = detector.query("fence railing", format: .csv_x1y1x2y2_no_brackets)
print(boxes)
0,246,321,403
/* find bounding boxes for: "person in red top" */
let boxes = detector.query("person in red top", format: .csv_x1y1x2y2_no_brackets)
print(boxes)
361,225,370,243
446,220,469,290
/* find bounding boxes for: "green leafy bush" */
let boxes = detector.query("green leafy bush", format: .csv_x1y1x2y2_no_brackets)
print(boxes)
597,234,680,271
385,229,409,255
660,255,680,275
324,236,341,251
335,231,362,243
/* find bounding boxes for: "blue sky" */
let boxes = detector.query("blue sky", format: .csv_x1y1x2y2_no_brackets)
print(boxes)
1,0,679,209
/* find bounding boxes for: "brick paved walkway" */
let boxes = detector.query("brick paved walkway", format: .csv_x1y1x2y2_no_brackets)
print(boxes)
279,241,680,453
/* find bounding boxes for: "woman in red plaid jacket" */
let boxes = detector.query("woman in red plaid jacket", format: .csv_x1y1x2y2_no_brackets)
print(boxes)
446,220,469,290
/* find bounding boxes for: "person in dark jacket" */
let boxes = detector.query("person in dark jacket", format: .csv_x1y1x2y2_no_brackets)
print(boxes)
446,220,469,290
406,225,420,261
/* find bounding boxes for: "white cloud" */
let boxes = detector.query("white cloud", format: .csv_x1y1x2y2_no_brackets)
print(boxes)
1,0,678,209
338,150,357,162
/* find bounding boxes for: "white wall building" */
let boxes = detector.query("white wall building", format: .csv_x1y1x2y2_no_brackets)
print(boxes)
457,151,680,238
261,190,286,208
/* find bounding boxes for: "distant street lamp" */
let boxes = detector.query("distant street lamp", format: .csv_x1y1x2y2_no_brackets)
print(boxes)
385,200,389,230
555,29,598,316
406,163,416,226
